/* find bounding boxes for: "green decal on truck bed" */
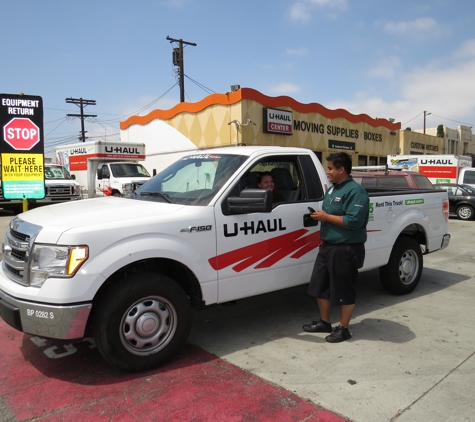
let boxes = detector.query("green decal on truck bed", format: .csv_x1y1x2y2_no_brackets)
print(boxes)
405,198,424,205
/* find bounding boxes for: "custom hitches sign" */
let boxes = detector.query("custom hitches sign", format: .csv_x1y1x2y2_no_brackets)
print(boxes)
0,94,45,200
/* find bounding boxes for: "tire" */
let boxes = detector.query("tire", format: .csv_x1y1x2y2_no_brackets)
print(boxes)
93,272,191,372
379,237,423,295
456,204,474,220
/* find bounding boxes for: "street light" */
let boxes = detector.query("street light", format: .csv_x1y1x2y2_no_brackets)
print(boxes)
423,110,431,134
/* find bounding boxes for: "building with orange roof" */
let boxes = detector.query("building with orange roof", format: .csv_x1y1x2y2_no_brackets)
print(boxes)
120,87,446,172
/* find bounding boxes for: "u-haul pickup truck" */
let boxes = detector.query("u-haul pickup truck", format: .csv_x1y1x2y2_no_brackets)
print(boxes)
388,154,475,186
55,140,151,198
0,146,450,371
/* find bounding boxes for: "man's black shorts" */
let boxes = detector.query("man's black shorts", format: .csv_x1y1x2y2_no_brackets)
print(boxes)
307,242,365,305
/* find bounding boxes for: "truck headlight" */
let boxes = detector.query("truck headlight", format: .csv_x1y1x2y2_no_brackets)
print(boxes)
73,185,81,196
30,245,89,286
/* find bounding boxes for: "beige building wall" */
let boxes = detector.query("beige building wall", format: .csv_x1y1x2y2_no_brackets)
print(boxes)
398,130,444,155
120,88,402,165
415,124,475,155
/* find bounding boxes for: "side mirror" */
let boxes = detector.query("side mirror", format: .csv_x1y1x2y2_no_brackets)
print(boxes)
71,174,76,180
97,168,102,179
227,189,272,214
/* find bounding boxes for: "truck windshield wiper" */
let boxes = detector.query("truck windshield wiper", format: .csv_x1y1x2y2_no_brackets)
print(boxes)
138,191,172,203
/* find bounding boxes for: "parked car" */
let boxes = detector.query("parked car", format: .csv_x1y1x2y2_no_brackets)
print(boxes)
352,170,435,189
433,183,475,220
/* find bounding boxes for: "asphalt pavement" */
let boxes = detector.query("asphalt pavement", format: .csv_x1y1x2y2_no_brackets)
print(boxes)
188,218,475,421
0,208,474,421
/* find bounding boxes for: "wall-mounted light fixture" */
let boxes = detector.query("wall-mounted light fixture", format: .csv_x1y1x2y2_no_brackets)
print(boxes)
228,119,256,146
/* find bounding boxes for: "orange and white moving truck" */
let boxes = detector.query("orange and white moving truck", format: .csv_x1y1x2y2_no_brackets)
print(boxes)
387,154,475,186
55,141,150,198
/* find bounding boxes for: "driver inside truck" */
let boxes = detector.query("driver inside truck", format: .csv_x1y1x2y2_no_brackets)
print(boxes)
256,171,284,203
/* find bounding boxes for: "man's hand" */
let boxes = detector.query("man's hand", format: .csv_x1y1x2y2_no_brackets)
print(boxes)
311,210,344,227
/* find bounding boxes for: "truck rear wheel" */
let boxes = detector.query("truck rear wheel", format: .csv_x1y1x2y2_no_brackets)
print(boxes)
379,237,423,295
93,272,191,372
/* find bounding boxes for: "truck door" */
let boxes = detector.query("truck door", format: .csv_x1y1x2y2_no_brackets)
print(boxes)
212,154,325,303
96,164,114,196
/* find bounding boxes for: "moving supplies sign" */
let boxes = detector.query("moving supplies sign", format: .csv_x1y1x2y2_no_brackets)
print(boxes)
0,94,45,199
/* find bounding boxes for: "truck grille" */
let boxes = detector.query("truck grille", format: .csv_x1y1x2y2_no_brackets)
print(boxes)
2,218,42,286
47,185,74,196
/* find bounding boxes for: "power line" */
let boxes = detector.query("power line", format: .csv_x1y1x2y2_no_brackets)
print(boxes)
401,112,423,127
99,81,180,124
185,74,215,95
430,114,474,127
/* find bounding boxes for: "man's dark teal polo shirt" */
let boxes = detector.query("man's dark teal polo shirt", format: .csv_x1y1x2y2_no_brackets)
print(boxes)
320,175,369,244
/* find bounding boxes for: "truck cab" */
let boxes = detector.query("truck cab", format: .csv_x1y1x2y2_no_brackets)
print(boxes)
36,164,81,205
352,170,435,189
95,161,151,197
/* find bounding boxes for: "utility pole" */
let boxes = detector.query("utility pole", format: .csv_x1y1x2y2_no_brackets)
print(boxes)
166,36,197,103
66,97,97,142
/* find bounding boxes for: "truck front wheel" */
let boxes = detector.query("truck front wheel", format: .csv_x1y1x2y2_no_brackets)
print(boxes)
379,237,423,295
93,273,191,372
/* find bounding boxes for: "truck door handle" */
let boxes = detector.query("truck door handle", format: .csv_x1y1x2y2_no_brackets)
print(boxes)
304,213,319,227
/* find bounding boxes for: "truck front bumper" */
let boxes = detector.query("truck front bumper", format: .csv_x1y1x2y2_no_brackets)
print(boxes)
0,288,92,340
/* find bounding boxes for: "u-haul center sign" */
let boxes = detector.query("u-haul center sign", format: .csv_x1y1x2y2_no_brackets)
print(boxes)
0,94,45,200
263,107,293,135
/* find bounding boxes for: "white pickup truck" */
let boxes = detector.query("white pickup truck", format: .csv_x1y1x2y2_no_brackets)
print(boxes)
0,146,450,371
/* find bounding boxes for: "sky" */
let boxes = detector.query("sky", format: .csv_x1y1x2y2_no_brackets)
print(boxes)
2,0,475,158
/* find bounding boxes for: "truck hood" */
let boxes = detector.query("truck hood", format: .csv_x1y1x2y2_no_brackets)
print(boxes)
18,197,182,244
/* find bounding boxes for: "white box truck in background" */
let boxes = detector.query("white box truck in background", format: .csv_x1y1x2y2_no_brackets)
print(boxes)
387,154,475,186
55,141,151,198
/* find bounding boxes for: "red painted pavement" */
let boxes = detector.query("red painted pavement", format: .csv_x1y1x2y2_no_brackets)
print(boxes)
0,320,350,421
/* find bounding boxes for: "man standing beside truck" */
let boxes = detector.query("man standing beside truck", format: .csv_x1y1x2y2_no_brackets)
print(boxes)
303,152,369,343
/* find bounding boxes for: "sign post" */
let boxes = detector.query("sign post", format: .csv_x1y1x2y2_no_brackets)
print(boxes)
0,94,45,210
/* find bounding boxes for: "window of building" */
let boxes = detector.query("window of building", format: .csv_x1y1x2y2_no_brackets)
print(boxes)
358,155,367,166
369,156,378,166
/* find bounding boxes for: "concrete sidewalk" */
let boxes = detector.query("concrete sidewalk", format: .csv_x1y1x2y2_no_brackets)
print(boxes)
189,219,475,421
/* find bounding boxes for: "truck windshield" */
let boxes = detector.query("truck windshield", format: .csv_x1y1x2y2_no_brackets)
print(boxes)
45,166,73,180
109,163,151,178
132,153,247,206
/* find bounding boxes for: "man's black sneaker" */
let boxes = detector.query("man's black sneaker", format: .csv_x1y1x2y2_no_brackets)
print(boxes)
325,326,352,343
303,319,332,333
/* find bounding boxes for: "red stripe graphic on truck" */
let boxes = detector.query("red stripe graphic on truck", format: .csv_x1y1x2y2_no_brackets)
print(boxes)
209,229,321,272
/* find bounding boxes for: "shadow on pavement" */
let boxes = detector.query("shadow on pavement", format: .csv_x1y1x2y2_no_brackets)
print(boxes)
188,267,469,354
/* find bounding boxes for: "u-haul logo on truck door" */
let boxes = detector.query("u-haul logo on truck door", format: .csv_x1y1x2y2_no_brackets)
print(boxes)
224,218,286,237
209,229,320,272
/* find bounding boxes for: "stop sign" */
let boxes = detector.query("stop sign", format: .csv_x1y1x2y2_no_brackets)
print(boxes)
3,117,40,150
